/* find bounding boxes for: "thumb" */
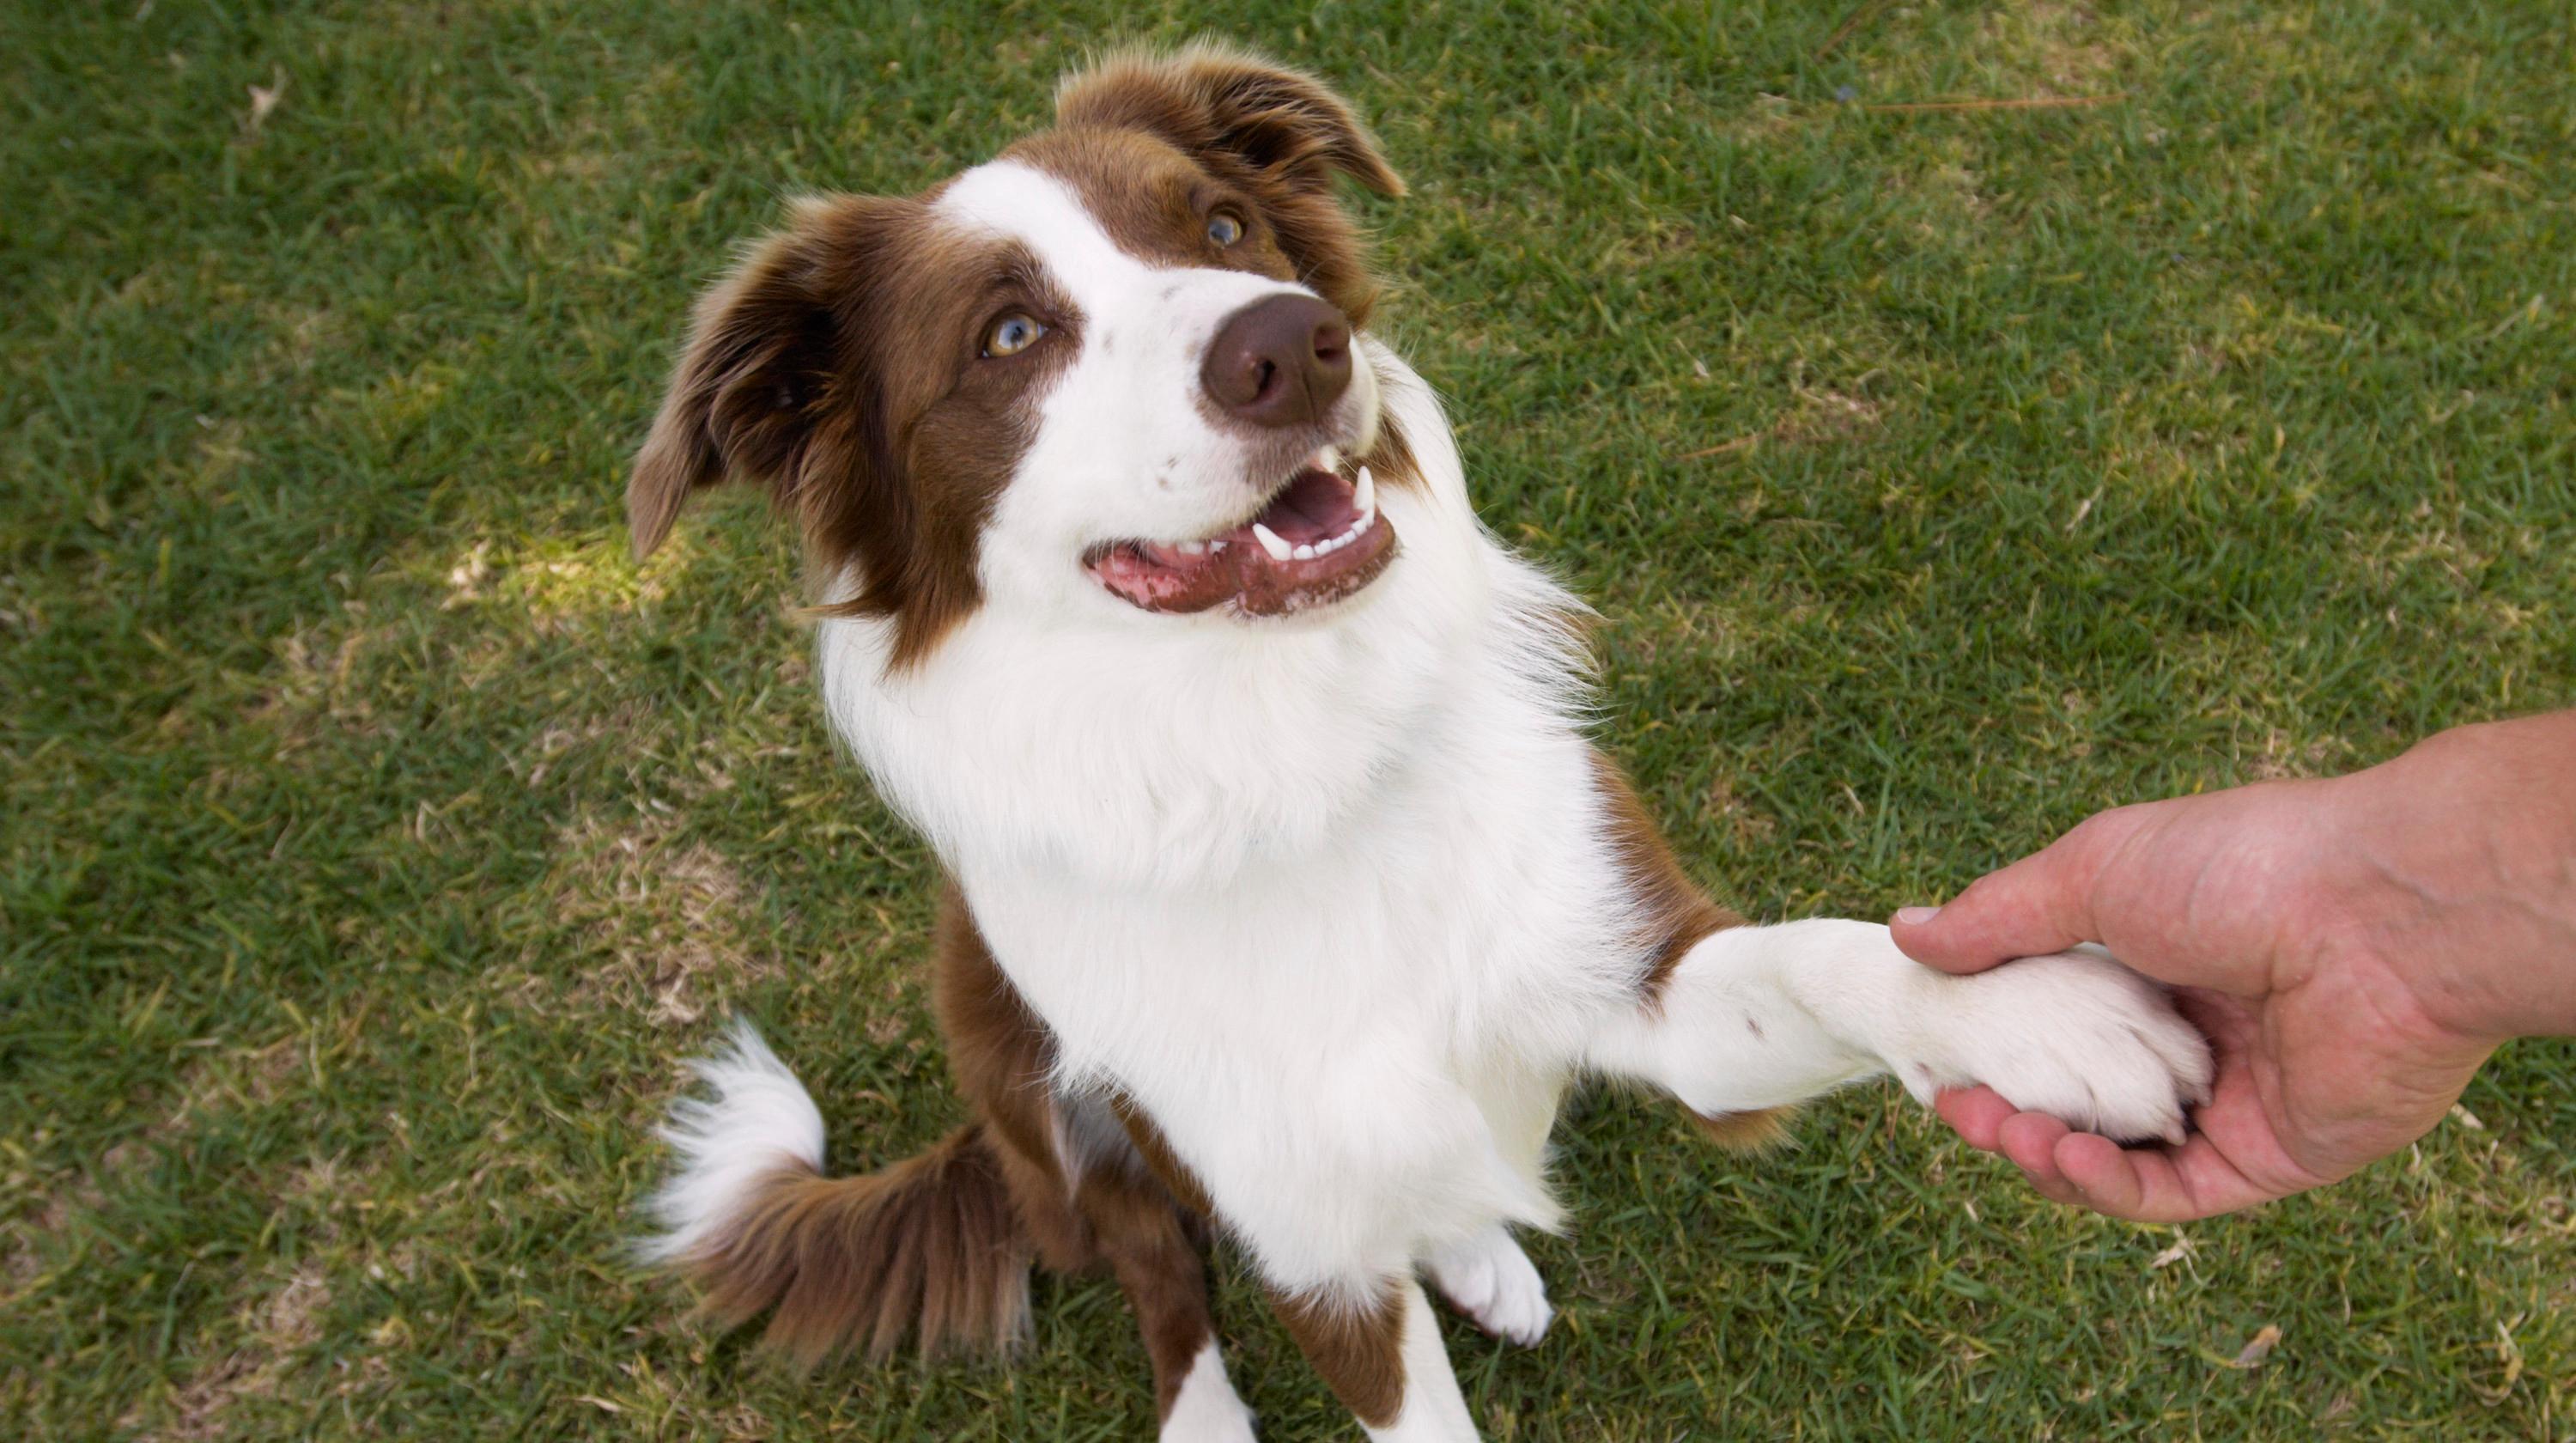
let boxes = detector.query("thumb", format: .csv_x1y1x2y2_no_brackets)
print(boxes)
1891,811,2132,974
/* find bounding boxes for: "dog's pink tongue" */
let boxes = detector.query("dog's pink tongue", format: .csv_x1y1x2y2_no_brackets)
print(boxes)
1254,467,1360,545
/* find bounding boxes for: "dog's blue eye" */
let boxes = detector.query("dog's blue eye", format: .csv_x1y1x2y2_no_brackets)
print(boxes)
983,313,1046,357
1206,212,1244,247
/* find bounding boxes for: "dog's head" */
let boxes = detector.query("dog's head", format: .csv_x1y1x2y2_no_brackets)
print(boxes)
629,45,1411,667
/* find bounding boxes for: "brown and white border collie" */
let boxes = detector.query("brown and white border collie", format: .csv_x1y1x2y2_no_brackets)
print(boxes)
629,45,2211,1441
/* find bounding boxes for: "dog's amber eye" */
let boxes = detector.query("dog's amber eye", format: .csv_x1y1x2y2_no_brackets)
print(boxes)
982,313,1046,358
1206,211,1244,247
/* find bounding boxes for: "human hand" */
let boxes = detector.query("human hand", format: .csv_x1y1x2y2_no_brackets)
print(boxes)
1890,713,2576,1221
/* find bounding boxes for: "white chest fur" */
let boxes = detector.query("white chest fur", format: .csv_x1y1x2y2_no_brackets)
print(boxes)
815,351,1651,1286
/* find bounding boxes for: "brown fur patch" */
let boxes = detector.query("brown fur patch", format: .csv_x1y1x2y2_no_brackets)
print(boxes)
629,196,1079,667
1271,1281,1407,1428
1591,749,1795,1149
1053,42,1400,326
1357,368,1426,494
932,888,1090,1268
1008,126,1299,288
1591,748,1741,1002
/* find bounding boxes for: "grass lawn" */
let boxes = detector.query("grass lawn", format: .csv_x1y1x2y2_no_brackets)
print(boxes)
6,0,2573,1437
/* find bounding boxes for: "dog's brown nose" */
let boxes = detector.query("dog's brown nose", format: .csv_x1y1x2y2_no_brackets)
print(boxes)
1201,294,1352,428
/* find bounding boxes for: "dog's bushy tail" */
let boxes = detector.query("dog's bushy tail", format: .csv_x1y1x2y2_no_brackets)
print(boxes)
639,1020,1031,1365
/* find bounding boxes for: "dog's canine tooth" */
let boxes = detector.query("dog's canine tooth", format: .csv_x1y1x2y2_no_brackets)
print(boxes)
1354,465,1376,521
1251,522,1294,561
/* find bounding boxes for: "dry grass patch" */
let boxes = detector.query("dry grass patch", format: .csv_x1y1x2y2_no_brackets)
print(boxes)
249,611,385,747
1678,382,1885,463
1984,2,2126,96
131,1264,331,1443
546,810,783,1027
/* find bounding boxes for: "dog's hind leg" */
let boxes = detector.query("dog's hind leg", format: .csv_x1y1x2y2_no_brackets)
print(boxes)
1110,1102,1487,1440
1270,1277,1479,1442
937,892,1252,1441
1071,1118,1252,1442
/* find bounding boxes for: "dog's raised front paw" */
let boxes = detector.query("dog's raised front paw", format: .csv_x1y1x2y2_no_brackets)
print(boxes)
1900,945,2215,1145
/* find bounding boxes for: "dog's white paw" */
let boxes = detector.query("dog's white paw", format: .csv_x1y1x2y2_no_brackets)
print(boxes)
1425,1227,1552,1346
1900,945,2215,1145
1160,1341,1259,1443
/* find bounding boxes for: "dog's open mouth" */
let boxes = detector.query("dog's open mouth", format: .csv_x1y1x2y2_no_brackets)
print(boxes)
1085,454,1399,617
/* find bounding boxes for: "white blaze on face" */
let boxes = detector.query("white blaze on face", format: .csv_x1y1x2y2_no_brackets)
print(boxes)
930,161,1378,613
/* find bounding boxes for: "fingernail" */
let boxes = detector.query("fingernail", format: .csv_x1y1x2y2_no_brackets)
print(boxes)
1893,905,1941,926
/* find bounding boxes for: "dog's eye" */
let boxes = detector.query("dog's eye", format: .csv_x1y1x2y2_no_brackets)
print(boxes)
982,313,1047,358
1205,211,1244,247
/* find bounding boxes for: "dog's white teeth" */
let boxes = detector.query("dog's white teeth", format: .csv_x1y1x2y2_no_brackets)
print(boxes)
1250,522,1294,561
1177,539,1208,556
1354,464,1376,518
1292,543,1317,560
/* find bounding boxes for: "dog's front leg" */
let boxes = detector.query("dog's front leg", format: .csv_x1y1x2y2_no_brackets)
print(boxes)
1267,1276,1480,1442
1587,919,2213,1143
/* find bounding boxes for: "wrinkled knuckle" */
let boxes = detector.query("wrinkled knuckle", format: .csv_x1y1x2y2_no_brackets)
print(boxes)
1952,870,2008,910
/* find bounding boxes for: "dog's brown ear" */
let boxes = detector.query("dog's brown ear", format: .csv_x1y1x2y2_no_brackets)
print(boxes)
628,200,857,562
1054,42,1404,201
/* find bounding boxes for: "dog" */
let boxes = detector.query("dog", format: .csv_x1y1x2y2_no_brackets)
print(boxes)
627,45,2214,1442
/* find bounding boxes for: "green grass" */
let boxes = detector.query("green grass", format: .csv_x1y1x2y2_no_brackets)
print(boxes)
5,0,2572,1437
